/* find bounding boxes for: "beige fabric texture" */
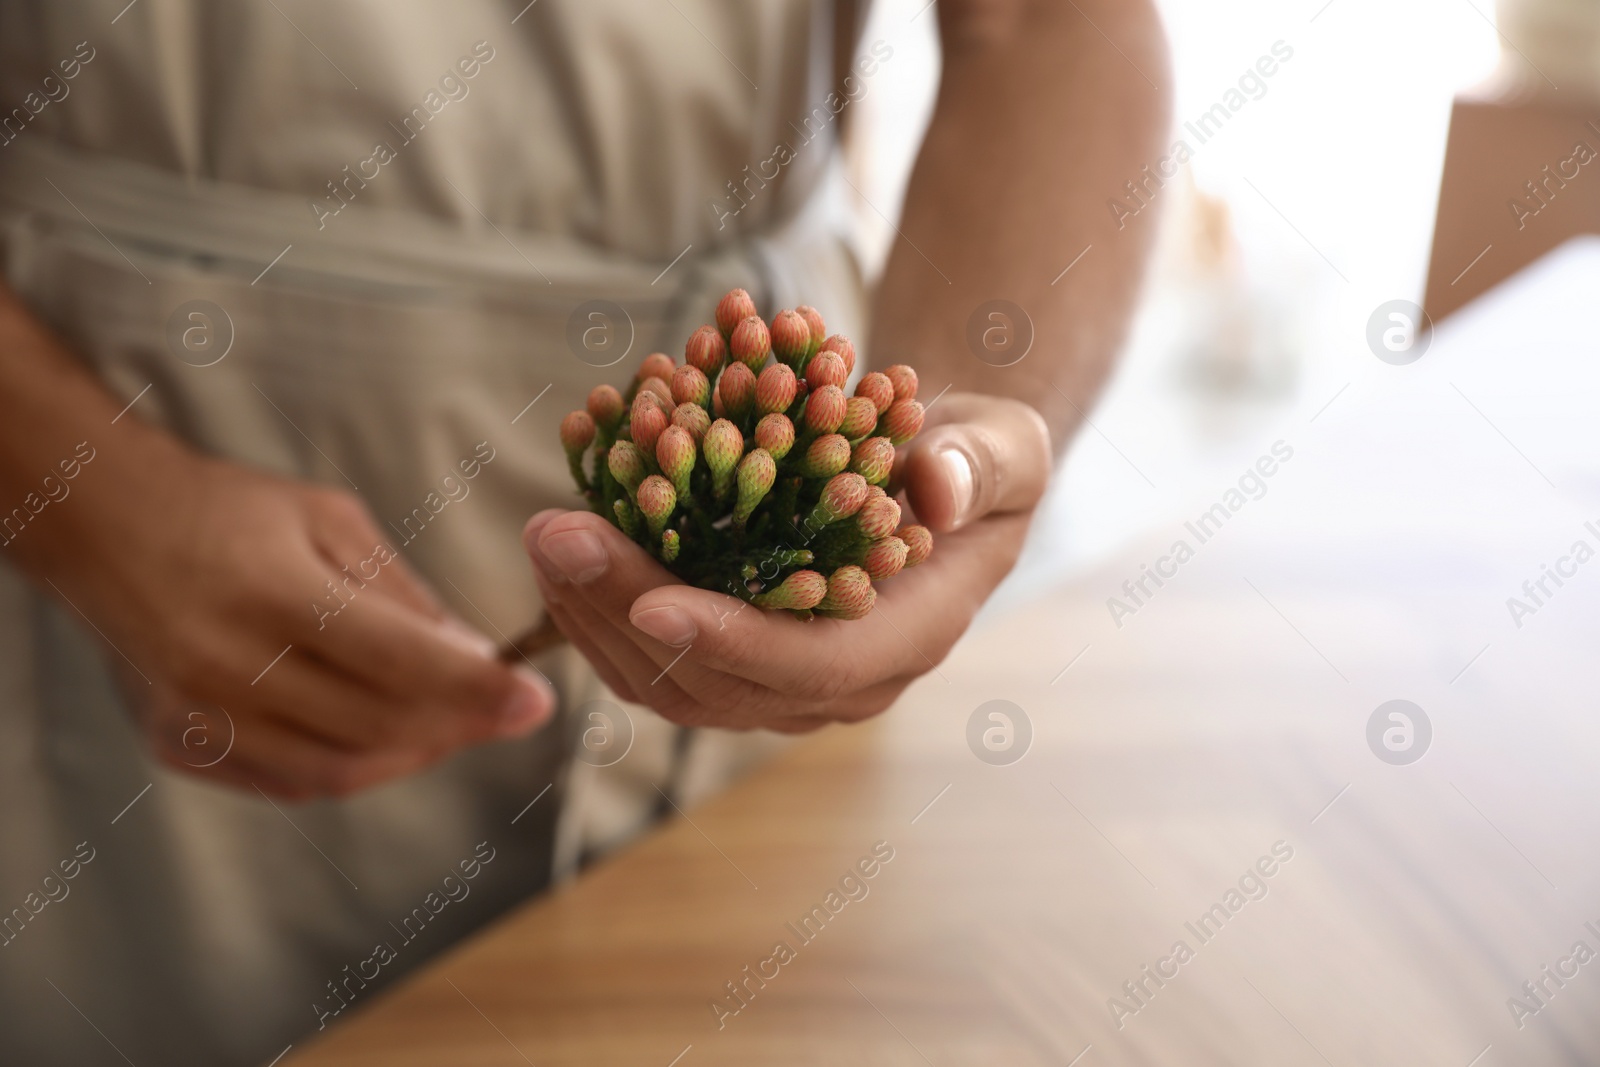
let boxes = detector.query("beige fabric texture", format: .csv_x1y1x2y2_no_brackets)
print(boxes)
0,2,863,1064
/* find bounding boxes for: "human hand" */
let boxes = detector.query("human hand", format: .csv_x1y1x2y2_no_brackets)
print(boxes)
51,449,554,800
523,392,1050,731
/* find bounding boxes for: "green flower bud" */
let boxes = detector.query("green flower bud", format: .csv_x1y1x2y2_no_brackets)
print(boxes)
733,448,776,529
751,569,827,611
703,418,744,502
798,434,851,479
613,497,640,538
608,439,646,495
838,396,879,441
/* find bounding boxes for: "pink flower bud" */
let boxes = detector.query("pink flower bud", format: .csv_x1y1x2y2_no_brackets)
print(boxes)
560,410,595,456
638,352,676,383
638,376,673,409
805,351,848,391
854,372,894,414
733,448,777,528
796,305,827,355
716,288,758,338
770,309,811,367
856,495,901,540
850,436,895,484
883,398,924,445
810,472,869,528
587,384,625,431
718,360,757,420
636,474,677,536
803,385,847,435
885,364,918,400
818,335,856,377
730,315,771,370
630,391,668,454
862,536,908,580
899,524,933,567
751,569,828,611
799,433,852,479
704,418,744,501
608,439,646,494
685,325,727,376
756,363,797,415
671,363,711,408
839,396,878,440
656,425,696,499
671,402,710,442
817,565,875,620
754,412,795,460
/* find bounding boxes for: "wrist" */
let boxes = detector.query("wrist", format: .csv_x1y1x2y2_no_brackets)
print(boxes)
11,413,203,594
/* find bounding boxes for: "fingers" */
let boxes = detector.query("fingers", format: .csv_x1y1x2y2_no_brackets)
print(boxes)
625,583,915,699
526,511,681,674
524,510,650,707
305,490,447,621
526,510,798,725
530,510,681,610
141,679,439,800
177,715,436,799
899,393,1052,532
553,596,802,729
301,587,554,746
541,599,641,704
527,502,1014,712
626,508,1030,695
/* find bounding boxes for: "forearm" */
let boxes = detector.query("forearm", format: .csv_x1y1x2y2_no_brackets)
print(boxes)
0,281,191,581
867,0,1170,447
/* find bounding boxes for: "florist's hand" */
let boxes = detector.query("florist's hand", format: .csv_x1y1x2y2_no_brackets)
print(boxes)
524,393,1051,731
71,453,555,800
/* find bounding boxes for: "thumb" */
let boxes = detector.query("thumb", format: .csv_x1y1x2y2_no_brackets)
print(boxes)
899,393,1052,532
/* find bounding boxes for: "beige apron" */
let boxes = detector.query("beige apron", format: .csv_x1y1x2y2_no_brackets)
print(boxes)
0,2,864,1063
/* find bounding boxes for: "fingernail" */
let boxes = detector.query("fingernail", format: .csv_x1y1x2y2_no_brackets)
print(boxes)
938,446,976,528
541,529,608,583
438,617,497,660
631,606,698,647
496,667,554,737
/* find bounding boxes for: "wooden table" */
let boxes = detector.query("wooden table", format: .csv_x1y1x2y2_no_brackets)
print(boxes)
288,244,1600,1066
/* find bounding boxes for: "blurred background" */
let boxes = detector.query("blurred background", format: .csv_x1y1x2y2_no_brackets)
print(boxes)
848,0,1519,597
